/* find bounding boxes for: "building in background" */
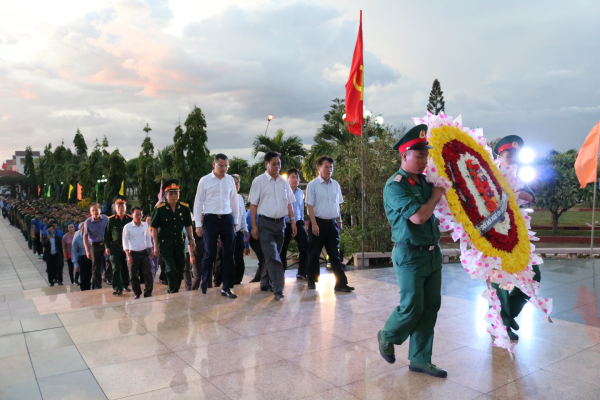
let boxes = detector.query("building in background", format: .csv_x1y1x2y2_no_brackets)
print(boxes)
2,150,40,173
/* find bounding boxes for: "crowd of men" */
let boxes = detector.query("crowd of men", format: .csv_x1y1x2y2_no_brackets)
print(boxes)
0,132,536,379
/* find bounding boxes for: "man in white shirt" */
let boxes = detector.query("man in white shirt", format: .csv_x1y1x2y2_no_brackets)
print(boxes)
123,206,154,299
306,155,353,292
231,174,249,285
194,153,239,298
249,151,297,300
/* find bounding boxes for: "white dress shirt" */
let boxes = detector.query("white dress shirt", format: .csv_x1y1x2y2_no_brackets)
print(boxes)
193,172,239,227
249,172,295,219
123,221,153,251
236,194,248,232
305,176,344,219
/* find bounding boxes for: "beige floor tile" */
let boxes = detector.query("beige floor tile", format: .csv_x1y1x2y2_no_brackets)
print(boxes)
120,379,229,400
0,380,43,400
208,359,336,400
354,335,464,362
132,310,213,331
342,367,482,400
58,305,127,326
124,299,184,317
91,353,203,400
30,345,88,379
481,369,600,400
431,347,539,393
544,344,600,387
303,388,360,400
0,354,36,388
309,315,384,342
249,325,349,359
151,321,243,352
217,311,306,338
177,338,282,378
64,316,147,344
530,317,600,350
468,336,584,369
432,315,495,347
20,313,62,332
289,342,405,386
38,369,106,400
194,301,274,322
77,332,171,368
0,333,27,358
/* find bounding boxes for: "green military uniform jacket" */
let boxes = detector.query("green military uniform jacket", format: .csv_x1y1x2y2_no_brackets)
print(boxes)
150,201,193,249
383,167,441,247
104,214,133,248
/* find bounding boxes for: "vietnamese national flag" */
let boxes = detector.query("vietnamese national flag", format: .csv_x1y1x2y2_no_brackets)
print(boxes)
77,183,83,201
38,185,40,196
1,162,5,170
344,10,364,136
575,121,600,188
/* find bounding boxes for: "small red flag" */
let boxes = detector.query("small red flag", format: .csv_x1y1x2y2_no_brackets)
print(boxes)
344,10,364,136
1,162,5,169
37,185,40,196
575,121,600,188
77,183,83,201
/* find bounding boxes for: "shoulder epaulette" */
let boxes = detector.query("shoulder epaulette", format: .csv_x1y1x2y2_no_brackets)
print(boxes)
157,203,166,208
180,202,189,207
126,214,132,218
393,175,403,183
109,215,115,219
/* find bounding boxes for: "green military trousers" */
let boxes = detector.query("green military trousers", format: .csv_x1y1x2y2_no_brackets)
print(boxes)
382,245,442,363
110,245,129,292
160,244,186,293
492,264,541,331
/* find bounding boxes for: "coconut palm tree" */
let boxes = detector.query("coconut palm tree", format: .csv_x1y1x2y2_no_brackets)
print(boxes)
251,129,306,174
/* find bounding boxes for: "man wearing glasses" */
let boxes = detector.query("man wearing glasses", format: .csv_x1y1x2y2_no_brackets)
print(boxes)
193,154,239,298
249,151,297,300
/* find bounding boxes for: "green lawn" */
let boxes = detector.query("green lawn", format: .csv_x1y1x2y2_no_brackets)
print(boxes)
530,210,597,227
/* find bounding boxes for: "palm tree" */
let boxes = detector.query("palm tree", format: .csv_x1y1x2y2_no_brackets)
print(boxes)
252,129,306,173
155,145,174,181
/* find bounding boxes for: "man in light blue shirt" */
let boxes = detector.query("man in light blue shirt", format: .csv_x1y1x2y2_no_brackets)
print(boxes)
280,168,309,280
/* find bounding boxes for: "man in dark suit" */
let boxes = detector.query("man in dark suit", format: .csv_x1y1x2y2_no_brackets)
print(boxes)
42,224,64,287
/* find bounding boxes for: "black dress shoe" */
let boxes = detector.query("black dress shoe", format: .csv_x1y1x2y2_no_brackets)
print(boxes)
296,274,307,281
201,281,207,294
112,290,119,295
144,294,152,298
57,282,64,286
274,292,285,300
221,289,238,298
123,287,131,292
346,285,355,291
260,285,274,292
134,295,141,299
334,285,352,292
307,282,316,290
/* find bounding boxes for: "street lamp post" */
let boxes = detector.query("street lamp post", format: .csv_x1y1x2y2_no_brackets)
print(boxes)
265,114,274,135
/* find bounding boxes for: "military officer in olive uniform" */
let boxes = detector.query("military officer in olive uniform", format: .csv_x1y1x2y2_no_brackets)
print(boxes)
151,179,196,293
493,135,538,341
104,196,133,295
378,124,448,378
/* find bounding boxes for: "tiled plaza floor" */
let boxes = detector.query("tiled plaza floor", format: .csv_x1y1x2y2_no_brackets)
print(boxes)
1,217,600,399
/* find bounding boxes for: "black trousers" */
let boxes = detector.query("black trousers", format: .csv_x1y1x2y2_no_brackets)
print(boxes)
201,214,235,291
34,233,42,255
66,258,78,284
46,254,57,284
184,252,200,291
307,218,348,286
281,221,309,276
129,251,153,297
233,231,246,284
91,243,105,289
77,255,93,291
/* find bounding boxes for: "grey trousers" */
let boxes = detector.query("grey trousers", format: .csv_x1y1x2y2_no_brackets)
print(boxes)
257,215,285,293
184,253,201,291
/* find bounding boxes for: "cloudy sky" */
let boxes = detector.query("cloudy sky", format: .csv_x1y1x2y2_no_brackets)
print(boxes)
1,0,599,164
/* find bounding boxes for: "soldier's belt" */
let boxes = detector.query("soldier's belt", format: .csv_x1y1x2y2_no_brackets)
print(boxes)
205,213,229,219
394,242,437,251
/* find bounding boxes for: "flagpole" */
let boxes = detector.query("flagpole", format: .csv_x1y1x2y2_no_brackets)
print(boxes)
591,120,600,257
361,124,365,266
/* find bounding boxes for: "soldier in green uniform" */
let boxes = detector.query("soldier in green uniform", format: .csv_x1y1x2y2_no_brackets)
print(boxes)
493,135,538,341
104,196,133,295
378,124,448,378
151,179,195,294
24,209,33,249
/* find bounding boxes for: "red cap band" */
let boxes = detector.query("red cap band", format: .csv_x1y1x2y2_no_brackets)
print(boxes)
498,142,519,154
398,137,428,154
165,184,180,191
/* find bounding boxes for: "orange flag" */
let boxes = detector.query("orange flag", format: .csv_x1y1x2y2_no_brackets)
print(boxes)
575,122,600,188
77,183,83,201
344,10,363,136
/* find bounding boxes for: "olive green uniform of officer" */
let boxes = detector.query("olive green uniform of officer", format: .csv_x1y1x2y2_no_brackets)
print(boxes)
24,213,33,249
493,135,540,338
150,180,193,294
104,196,133,293
380,125,445,374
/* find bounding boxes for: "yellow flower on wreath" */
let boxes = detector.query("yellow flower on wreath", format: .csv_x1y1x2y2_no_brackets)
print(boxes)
429,125,530,274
